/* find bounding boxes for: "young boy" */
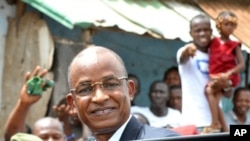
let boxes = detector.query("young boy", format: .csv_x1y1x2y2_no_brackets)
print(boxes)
177,14,213,132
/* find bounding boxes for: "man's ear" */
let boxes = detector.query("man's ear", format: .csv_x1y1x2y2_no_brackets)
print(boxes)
127,80,135,102
67,93,78,118
66,93,75,109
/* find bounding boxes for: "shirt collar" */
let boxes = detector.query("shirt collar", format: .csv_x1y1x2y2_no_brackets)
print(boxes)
230,110,250,124
230,110,238,121
109,115,132,141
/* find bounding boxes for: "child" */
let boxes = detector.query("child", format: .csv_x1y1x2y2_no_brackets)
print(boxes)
204,11,245,133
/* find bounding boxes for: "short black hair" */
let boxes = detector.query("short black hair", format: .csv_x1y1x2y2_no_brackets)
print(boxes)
233,87,250,101
128,73,140,91
149,80,167,92
169,85,182,93
190,14,211,29
163,66,179,81
128,73,139,81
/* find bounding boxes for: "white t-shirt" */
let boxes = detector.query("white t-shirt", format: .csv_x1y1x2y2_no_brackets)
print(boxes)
131,106,182,128
177,46,211,127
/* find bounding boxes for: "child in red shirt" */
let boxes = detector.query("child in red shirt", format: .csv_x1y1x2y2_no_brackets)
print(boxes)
204,11,245,133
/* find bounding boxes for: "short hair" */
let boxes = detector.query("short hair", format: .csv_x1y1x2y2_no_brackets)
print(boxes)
169,85,182,93
232,87,250,101
149,80,167,92
190,14,211,29
34,117,63,131
216,11,237,30
163,66,179,81
128,73,140,91
128,74,140,84
68,46,127,88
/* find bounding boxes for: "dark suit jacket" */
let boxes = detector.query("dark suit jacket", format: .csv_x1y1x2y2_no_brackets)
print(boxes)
120,116,180,141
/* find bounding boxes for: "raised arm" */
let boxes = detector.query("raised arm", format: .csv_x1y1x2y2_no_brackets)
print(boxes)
178,43,196,64
4,66,48,141
53,100,76,141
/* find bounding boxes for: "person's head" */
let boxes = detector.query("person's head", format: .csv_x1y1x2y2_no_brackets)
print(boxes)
163,66,181,87
149,80,169,107
132,112,150,125
32,117,65,141
232,87,250,116
168,85,182,112
128,74,140,97
66,46,135,139
216,11,237,37
190,14,212,52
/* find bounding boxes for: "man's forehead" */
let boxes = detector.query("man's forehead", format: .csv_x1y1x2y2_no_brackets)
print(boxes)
78,49,99,66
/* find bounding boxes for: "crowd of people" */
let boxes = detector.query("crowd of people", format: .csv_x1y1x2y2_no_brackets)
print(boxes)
3,11,250,141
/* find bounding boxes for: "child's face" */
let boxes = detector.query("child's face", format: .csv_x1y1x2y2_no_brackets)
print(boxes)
219,16,237,36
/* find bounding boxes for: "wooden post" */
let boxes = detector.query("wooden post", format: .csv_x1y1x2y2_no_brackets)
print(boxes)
16,0,26,19
81,29,93,47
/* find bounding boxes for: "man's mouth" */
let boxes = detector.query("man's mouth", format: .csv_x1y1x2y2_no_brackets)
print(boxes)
91,107,116,115
199,37,209,43
239,106,248,112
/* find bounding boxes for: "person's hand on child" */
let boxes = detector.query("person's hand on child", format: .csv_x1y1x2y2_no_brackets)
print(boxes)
210,73,231,89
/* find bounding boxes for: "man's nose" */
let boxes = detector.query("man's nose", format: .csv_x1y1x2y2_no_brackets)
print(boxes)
199,30,206,36
47,137,54,141
92,85,109,103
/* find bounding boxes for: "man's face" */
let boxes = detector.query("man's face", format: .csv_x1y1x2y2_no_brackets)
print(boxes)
67,51,134,135
190,19,212,50
169,88,182,112
233,90,250,115
149,83,168,106
33,123,65,141
165,71,181,87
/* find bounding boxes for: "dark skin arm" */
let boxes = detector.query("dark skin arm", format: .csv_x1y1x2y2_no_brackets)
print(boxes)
226,46,245,77
4,66,48,141
53,103,76,141
179,43,196,64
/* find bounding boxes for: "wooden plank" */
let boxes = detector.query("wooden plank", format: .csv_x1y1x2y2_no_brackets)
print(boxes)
0,12,54,135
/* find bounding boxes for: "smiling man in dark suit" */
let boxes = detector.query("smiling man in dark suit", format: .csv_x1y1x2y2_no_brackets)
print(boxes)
66,46,180,141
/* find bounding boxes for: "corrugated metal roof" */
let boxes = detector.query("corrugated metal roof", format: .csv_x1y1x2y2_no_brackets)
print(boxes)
21,0,250,52
22,0,193,42
196,0,250,52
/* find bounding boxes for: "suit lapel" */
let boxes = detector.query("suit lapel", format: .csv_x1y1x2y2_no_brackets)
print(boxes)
120,116,144,141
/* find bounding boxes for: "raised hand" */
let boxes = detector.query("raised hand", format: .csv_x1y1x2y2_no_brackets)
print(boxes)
19,66,49,106
185,43,197,57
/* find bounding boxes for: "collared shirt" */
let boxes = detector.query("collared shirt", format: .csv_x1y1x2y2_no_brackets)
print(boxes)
224,110,250,128
109,115,132,141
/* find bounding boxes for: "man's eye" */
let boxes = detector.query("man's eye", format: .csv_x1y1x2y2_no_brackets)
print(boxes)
103,82,119,89
76,86,93,94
